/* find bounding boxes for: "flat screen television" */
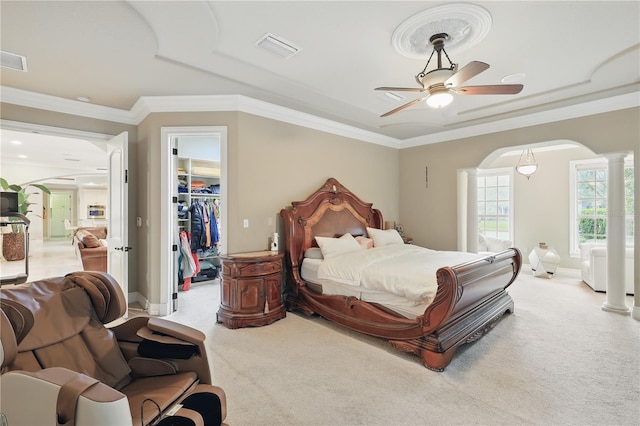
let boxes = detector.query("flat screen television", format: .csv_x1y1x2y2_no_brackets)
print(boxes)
1,192,18,214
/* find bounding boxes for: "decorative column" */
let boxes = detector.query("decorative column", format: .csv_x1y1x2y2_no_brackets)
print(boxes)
634,154,640,321
601,153,630,314
466,168,479,253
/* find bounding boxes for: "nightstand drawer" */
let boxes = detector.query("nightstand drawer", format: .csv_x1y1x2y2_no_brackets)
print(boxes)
236,259,281,277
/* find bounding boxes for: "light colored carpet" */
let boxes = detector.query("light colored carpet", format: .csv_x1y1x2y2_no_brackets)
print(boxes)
165,269,639,426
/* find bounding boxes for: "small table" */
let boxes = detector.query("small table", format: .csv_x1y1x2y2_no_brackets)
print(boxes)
528,247,561,278
216,251,286,328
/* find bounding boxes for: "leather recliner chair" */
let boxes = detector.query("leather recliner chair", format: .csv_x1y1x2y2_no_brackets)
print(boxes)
0,271,227,425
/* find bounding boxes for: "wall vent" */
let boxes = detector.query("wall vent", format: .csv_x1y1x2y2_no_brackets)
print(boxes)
255,33,300,59
1,51,27,72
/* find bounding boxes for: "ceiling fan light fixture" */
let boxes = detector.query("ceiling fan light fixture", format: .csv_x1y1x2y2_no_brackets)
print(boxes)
426,89,453,108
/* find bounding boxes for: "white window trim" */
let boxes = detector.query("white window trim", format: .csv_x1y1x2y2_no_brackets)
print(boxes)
477,167,514,242
569,156,634,257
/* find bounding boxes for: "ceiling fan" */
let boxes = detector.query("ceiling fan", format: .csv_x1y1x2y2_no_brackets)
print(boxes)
375,33,523,117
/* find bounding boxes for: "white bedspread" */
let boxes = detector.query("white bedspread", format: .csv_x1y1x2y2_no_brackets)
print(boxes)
317,245,481,303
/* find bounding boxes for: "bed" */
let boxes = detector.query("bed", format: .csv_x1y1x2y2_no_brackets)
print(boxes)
280,178,522,371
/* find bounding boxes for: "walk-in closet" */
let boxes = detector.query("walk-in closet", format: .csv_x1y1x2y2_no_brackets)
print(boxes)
174,134,222,293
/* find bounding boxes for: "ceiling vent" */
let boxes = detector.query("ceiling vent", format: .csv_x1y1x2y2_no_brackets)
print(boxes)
255,33,300,59
1,50,27,72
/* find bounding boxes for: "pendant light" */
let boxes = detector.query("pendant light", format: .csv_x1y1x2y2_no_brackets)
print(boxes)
516,148,538,179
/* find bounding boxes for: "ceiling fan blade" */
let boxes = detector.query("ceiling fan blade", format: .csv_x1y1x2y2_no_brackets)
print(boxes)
375,86,426,92
444,61,489,87
456,84,524,95
380,96,428,117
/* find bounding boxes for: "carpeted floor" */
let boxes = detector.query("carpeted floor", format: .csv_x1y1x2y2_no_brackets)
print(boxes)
166,269,639,426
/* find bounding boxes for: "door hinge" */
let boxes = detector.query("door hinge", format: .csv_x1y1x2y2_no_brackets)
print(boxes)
173,148,178,156
172,292,178,300
125,169,128,183
172,244,178,252
172,196,178,204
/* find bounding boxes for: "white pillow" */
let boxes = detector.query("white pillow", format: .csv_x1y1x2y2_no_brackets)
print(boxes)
367,227,404,247
477,235,488,252
315,233,362,258
304,247,324,259
485,236,512,252
355,236,374,249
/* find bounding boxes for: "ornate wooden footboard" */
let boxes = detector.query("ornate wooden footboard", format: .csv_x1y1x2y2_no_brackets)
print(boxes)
280,178,522,371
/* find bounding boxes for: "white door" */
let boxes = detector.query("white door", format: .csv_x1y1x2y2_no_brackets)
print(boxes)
107,132,129,304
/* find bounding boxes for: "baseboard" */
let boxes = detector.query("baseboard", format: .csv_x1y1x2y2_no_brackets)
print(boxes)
521,265,582,279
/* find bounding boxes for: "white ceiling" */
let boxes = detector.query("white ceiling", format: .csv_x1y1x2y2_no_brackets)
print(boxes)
0,128,108,188
0,1,639,147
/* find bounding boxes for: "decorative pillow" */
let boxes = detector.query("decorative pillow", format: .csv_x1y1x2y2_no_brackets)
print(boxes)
315,233,362,258
485,236,512,253
355,236,374,249
477,234,488,252
304,247,324,259
76,229,102,248
366,227,404,247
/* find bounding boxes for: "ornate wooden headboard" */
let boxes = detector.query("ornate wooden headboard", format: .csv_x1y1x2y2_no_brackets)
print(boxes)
280,178,383,269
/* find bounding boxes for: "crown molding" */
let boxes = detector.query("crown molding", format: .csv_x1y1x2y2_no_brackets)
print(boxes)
1,87,400,148
0,86,137,125
400,91,640,148
1,85,638,150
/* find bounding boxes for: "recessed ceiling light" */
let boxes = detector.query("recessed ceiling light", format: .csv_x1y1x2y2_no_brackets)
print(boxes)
18,154,27,159
10,140,22,145
501,73,526,83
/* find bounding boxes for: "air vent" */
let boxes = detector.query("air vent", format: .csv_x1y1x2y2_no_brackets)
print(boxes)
1,50,27,72
255,33,300,59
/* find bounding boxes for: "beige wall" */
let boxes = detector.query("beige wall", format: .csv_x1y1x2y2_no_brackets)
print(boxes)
134,111,399,303
3,101,636,302
399,107,639,269
489,144,598,269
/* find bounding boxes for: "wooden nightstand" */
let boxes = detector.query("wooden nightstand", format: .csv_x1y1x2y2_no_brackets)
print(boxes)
216,251,286,328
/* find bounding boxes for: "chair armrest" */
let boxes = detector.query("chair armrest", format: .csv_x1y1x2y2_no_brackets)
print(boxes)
1,367,132,426
111,316,213,385
147,317,206,346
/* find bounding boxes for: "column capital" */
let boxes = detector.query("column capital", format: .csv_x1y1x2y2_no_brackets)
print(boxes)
602,152,629,162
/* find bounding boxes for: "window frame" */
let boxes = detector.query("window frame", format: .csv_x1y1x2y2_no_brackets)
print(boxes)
477,167,514,242
569,156,634,257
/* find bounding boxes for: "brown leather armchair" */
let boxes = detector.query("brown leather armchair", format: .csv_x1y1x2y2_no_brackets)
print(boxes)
0,271,227,425
74,227,108,272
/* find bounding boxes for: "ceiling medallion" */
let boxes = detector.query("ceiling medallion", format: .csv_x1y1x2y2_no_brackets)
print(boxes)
391,3,492,59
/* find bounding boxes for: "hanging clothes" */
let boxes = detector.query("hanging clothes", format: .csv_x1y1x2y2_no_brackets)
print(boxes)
206,201,220,245
179,230,197,291
189,201,207,252
179,231,196,278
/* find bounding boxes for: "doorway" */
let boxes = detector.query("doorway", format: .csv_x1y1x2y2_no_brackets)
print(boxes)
0,121,123,282
160,126,228,314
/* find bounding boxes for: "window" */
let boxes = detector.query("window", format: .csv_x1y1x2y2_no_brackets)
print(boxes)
570,157,634,254
477,168,513,241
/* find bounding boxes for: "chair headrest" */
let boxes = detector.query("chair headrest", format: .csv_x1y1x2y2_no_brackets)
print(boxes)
64,271,126,324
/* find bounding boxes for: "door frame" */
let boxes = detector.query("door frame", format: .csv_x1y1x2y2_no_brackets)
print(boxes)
160,126,228,314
